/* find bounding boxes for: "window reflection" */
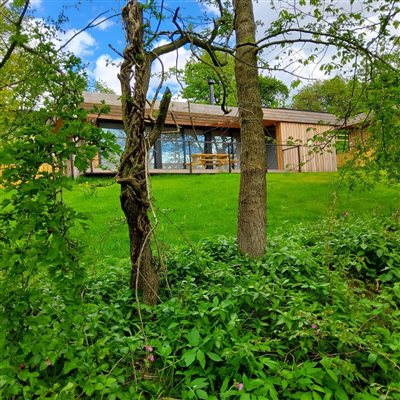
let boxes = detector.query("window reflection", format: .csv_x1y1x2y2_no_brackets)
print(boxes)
96,122,239,171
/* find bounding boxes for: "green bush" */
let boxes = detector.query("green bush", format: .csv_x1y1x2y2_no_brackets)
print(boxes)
154,216,400,399
1,216,399,399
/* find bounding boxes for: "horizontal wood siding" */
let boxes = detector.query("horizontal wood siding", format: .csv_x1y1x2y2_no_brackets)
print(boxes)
279,122,337,172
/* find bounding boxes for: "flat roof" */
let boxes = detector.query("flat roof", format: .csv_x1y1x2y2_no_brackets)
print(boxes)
83,92,339,127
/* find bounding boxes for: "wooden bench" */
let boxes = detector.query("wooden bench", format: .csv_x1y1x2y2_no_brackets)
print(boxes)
191,153,238,168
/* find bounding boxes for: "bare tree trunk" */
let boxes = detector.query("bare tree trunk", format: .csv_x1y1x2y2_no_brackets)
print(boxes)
234,0,267,257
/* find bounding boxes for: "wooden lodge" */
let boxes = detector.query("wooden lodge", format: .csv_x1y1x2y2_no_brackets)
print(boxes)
77,92,339,177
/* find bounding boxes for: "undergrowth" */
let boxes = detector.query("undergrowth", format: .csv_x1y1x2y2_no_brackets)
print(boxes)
1,215,399,399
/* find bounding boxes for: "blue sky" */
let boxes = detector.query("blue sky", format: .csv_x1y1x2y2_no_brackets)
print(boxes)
30,0,218,97
28,0,328,99
28,0,399,101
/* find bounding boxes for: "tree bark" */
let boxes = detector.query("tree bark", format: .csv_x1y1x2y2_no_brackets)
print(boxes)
234,0,267,257
117,1,160,305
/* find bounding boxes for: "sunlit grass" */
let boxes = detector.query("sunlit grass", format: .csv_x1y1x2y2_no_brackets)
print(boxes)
61,173,399,262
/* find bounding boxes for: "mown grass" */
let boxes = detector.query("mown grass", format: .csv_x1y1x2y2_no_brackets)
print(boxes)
63,172,399,261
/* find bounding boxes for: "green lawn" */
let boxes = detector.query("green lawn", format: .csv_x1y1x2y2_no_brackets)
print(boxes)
63,172,399,261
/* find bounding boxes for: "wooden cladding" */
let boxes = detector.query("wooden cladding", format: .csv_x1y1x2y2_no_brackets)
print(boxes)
278,122,337,172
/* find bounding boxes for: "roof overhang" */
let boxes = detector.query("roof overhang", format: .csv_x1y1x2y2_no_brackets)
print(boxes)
82,92,340,129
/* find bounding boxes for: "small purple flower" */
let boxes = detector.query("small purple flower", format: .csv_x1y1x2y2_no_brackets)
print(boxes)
148,354,155,362
311,323,318,330
144,345,154,353
235,383,244,391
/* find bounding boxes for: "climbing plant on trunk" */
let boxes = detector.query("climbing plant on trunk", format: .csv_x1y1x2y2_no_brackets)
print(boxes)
116,0,228,305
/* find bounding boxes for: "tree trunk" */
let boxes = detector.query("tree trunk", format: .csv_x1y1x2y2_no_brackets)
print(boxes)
117,1,159,305
118,126,159,305
234,0,267,257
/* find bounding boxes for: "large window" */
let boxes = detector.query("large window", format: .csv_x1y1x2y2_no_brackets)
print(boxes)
97,121,239,171
99,122,126,170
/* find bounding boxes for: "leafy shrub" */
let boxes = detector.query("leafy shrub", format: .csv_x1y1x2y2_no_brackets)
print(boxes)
323,216,400,283
1,216,399,399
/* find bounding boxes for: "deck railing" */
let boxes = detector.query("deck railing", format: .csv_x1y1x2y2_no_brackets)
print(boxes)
87,138,302,175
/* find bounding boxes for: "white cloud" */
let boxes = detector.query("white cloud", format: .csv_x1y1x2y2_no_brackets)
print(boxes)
22,18,98,60
91,42,192,98
58,29,97,58
93,54,122,94
200,2,219,16
30,0,42,7
149,39,192,98
93,18,116,31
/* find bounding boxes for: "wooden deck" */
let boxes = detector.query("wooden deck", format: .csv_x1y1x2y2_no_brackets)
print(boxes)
83,168,286,176
150,168,241,174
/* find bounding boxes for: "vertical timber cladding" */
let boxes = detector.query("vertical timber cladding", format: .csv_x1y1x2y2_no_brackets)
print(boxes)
279,122,338,172
275,122,284,170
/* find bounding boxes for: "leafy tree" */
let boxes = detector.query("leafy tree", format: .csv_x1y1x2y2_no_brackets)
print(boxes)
291,68,400,187
0,2,116,338
0,0,30,70
259,75,289,108
180,52,289,107
291,76,363,114
233,0,399,256
341,66,400,187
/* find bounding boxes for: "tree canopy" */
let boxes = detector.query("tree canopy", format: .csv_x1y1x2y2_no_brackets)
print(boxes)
179,52,289,108
291,76,363,114
341,66,400,187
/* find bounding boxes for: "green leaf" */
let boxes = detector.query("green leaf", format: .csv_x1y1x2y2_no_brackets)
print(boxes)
183,350,196,367
393,284,400,299
207,352,222,362
197,349,206,368
160,345,172,357
247,379,265,390
61,382,75,393
196,389,209,399
326,370,338,383
335,389,348,400
268,385,279,400
220,376,230,393
94,382,105,390
261,357,278,371
187,327,201,347
63,360,79,374
190,378,209,389
367,353,377,364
